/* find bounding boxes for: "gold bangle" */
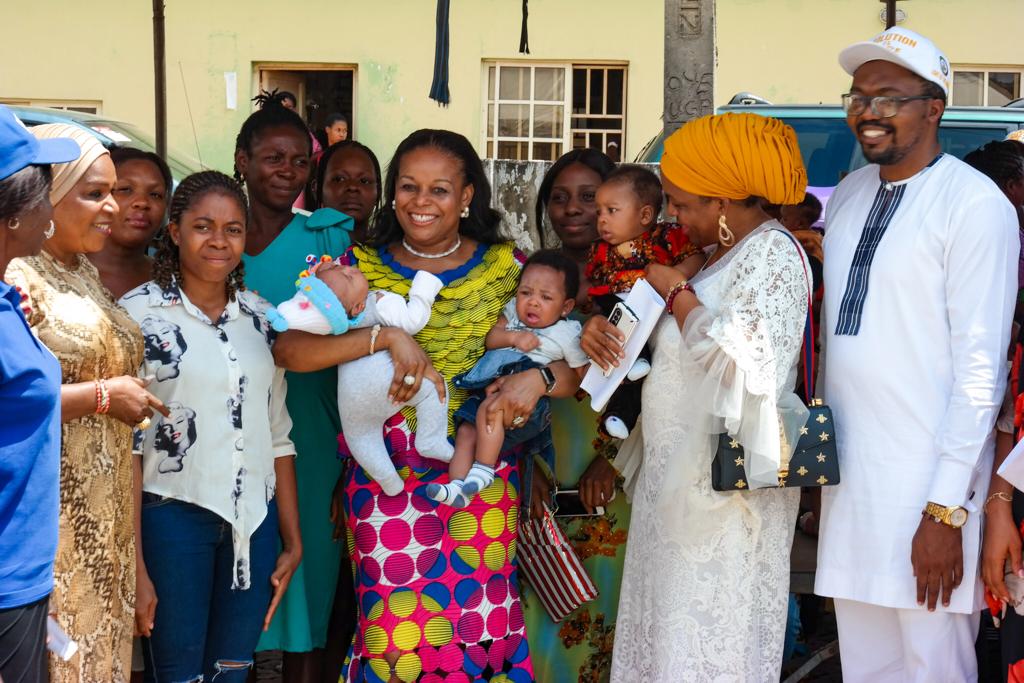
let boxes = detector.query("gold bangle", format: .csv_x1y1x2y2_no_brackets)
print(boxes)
985,490,1014,513
369,324,382,355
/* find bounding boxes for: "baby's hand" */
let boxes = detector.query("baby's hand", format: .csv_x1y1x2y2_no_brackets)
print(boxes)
512,330,541,352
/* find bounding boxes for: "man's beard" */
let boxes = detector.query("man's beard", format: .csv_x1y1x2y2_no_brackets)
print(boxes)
858,120,925,166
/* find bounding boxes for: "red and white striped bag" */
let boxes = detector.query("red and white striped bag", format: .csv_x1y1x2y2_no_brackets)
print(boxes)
516,504,598,622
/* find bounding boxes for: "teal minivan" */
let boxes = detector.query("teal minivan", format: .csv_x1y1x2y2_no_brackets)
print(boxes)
638,103,1024,220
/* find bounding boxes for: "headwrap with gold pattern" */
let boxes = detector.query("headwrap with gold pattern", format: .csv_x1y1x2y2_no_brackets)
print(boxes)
31,123,109,205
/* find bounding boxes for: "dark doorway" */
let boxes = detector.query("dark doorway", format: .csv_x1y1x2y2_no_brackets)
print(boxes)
257,66,356,146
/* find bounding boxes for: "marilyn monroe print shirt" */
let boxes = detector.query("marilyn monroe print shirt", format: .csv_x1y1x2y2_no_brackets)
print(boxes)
120,279,294,589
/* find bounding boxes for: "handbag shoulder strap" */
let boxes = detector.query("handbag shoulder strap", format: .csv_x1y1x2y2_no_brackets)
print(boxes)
772,228,815,401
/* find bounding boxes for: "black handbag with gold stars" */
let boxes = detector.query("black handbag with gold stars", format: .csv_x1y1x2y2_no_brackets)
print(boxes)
711,230,839,492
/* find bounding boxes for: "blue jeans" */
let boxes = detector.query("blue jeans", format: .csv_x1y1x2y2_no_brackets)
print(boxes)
453,350,549,446
141,495,279,683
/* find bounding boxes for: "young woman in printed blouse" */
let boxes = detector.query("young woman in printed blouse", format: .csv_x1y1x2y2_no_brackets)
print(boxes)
120,171,301,681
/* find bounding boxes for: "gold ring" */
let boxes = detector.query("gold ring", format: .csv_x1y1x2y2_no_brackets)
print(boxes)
136,417,152,431
403,375,416,386
512,416,525,426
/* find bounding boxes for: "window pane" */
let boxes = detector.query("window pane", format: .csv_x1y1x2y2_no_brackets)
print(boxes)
488,67,495,100
588,132,604,150
572,132,586,149
497,141,527,160
571,117,621,131
532,142,562,162
533,104,563,138
952,71,983,106
988,72,1020,106
572,68,587,113
499,66,530,100
486,141,493,158
589,69,605,114
535,68,564,101
498,104,528,137
607,69,625,115
488,104,494,136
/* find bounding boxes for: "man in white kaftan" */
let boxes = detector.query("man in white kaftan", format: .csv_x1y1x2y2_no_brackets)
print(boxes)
816,27,1019,682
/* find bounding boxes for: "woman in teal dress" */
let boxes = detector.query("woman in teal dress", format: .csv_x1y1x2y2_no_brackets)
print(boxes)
235,96,363,682
524,150,632,683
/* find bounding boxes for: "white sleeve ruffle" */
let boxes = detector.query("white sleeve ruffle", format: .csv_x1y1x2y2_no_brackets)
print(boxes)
665,230,809,491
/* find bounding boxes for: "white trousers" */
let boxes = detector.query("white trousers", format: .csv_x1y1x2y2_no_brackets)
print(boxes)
834,598,979,683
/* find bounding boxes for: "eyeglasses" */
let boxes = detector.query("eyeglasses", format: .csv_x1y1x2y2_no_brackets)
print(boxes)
841,94,934,118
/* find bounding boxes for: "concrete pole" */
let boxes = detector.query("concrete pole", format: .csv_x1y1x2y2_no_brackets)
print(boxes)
664,0,716,137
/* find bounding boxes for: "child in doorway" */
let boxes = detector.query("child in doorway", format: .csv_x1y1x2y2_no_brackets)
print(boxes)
426,250,589,508
266,255,453,495
586,164,704,438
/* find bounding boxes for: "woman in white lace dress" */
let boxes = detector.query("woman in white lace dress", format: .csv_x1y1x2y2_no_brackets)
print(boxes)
583,113,811,682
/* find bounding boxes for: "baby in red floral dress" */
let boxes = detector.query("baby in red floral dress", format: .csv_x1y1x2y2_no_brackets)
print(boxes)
586,165,704,438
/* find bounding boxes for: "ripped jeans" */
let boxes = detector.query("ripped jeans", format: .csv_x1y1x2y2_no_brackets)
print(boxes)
141,495,278,683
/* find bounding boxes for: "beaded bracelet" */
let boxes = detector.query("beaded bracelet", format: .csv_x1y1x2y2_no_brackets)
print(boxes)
94,379,110,414
369,324,382,355
665,279,695,314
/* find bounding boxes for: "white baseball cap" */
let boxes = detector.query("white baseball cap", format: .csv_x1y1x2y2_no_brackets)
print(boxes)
839,27,951,97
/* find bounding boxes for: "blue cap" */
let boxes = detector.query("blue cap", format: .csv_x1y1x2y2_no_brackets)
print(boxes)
0,105,80,182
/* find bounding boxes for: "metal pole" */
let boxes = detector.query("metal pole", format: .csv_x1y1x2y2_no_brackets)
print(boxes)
664,0,716,138
885,0,897,28
153,0,167,160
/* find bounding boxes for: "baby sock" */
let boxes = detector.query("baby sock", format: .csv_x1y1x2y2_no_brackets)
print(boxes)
461,463,496,497
626,357,651,381
426,480,468,507
604,415,630,439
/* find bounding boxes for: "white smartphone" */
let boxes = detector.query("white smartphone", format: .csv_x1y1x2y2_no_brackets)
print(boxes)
603,302,639,377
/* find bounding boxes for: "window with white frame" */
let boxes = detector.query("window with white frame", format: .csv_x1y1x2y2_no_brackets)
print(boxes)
483,63,627,162
950,67,1023,107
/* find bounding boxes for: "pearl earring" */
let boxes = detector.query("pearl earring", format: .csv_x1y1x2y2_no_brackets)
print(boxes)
460,206,470,219
6,217,19,230
391,200,396,210
43,220,55,239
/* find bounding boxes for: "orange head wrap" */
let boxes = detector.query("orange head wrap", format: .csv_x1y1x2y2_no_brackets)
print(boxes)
660,113,807,206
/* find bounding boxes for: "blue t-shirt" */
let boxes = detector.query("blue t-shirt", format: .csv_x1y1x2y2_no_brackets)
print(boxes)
0,280,61,608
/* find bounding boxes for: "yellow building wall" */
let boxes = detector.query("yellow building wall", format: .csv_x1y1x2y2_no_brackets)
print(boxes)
716,0,1024,106
0,0,665,171
2,0,1022,174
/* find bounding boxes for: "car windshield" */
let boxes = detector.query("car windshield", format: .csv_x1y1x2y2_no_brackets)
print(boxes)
778,117,864,188
85,119,200,184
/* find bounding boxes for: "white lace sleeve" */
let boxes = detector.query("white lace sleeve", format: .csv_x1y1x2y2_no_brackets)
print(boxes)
677,230,809,489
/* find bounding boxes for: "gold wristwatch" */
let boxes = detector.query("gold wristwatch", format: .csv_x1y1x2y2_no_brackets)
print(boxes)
922,502,968,528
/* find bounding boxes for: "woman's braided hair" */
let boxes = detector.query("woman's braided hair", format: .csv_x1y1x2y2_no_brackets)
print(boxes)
153,171,249,301
233,90,312,183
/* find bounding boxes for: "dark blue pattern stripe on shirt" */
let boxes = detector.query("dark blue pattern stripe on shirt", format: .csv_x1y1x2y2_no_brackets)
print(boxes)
833,183,906,335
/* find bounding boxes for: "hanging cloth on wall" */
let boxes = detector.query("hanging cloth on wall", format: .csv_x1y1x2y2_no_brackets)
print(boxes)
519,0,530,54
429,0,451,106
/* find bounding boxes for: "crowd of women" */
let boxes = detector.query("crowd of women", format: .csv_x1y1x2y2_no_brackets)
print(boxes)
3,28,1024,682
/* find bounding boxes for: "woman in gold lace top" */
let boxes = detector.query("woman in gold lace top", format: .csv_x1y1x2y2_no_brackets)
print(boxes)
7,124,166,683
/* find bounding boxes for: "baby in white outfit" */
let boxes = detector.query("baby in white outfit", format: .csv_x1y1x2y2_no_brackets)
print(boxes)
267,256,452,495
